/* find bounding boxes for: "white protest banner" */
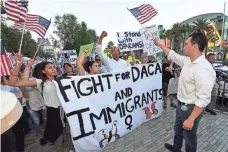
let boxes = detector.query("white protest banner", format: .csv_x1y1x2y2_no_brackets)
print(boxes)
53,62,163,152
140,25,162,55
117,31,143,52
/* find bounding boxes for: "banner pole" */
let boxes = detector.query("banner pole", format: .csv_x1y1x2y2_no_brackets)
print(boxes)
18,10,28,54
33,39,43,58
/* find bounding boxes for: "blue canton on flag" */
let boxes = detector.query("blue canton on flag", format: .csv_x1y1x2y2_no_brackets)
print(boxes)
129,7,141,18
17,0,28,9
39,16,51,29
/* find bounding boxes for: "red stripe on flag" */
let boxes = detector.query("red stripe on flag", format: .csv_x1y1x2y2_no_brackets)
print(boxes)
0,55,11,76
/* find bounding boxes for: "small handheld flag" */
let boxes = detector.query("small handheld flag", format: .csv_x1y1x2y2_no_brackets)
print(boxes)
128,4,158,24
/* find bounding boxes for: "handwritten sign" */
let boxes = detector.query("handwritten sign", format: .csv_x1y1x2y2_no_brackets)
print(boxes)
54,62,163,152
140,26,162,55
117,31,143,52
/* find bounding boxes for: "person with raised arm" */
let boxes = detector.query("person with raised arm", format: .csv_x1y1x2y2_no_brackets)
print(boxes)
95,31,132,72
77,48,100,75
153,32,216,152
8,54,73,152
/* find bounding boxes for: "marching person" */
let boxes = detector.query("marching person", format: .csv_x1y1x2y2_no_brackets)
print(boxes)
21,62,47,137
95,55,108,73
141,54,149,64
8,54,73,152
95,31,132,72
162,57,175,108
153,32,216,152
77,48,100,75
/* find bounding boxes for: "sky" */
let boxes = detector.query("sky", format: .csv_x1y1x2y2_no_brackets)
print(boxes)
6,0,227,50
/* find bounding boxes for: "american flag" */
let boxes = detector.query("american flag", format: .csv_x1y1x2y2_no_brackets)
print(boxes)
0,40,11,76
5,0,28,22
129,4,158,24
12,14,51,37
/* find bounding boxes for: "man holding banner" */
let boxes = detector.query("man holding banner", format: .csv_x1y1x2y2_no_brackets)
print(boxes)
95,31,131,72
153,32,216,152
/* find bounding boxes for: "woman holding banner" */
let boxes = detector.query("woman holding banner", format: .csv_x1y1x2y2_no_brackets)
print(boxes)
77,48,100,75
8,54,74,152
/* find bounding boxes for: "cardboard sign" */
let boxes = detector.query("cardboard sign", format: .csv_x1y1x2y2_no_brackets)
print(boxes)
140,26,162,55
117,31,143,52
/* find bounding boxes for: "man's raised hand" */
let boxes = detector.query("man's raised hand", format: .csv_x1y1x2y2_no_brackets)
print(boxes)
100,31,108,38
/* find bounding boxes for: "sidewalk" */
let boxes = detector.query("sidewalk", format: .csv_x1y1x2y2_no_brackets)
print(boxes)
25,106,228,152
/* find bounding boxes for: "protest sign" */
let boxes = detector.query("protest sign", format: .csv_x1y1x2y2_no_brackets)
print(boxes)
117,31,143,52
53,62,163,152
140,25,162,55
46,57,56,63
79,43,94,56
60,50,77,65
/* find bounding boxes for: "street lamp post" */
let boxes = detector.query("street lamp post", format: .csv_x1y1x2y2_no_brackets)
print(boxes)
220,2,226,50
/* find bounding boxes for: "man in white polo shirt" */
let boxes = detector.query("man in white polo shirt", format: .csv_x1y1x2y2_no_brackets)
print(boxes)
95,31,131,72
153,32,216,152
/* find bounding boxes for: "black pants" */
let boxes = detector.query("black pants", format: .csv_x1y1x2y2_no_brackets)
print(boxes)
12,115,25,151
43,107,63,143
174,103,203,152
1,129,16,152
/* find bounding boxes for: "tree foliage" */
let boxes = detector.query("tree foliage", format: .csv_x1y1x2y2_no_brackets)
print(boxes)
1,21,37,57
53,14,97,55
192,18,209,32
160,23,193,54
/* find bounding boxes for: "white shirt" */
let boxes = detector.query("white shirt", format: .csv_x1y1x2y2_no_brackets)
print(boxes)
100,65,108,73
95,45,131,72
168,50,216,107
26,87,46,111
36,79,61,108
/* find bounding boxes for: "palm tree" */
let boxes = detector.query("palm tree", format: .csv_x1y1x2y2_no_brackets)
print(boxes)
159,29,166,39
169,23,185,51
180,24,194,50
192,18,210,56
192,18,209,32
165,23,193,54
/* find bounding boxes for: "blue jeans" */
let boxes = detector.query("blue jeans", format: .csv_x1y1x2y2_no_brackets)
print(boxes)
174,103,203,152
26,103,47,137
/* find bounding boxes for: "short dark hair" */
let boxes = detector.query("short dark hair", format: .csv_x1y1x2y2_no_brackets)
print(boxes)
188,32,208,52
207,53,215,58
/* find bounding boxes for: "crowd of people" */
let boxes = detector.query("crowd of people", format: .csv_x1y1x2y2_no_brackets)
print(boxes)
1,31,219,152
